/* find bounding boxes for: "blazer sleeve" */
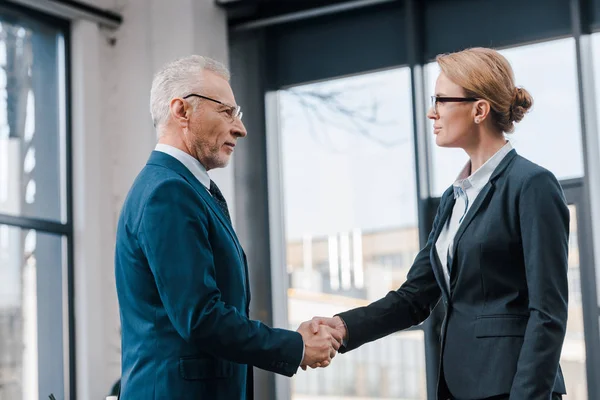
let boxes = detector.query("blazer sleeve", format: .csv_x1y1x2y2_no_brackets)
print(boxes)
510,170,569,399
138,179,303,377
336,192,447,353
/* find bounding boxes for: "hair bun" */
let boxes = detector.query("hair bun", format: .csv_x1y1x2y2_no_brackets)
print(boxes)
510,87,533,123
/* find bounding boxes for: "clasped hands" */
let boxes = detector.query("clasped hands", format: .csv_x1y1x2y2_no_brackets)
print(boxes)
297,316,347,371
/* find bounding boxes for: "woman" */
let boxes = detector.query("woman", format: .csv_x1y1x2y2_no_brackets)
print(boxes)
312,47,569,400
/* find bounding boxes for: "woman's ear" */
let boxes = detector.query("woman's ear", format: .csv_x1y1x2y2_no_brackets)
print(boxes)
474,99,491,123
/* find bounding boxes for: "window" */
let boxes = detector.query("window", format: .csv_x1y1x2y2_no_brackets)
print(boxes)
0,5,70,400
274,67,426,400
561,205,587,399
594,33,600,169
426,38,584,196
592,32,600,311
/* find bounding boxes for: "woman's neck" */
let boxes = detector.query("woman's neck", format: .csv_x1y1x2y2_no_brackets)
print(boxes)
464,134,507,173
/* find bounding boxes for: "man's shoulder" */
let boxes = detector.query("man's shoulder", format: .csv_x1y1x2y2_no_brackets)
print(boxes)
138,162,185,186
121,164,196,217
134,164,200,203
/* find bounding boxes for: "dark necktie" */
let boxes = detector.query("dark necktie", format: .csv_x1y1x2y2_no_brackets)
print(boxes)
209,180,231,224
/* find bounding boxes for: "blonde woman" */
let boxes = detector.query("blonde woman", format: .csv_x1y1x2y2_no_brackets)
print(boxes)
313,48,568,400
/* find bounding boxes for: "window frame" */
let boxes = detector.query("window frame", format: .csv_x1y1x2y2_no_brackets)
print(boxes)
0,3,74,399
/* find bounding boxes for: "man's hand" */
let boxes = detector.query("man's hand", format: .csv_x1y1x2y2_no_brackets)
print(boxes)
297,321,343,370
309,316,348,342
299,316,348,370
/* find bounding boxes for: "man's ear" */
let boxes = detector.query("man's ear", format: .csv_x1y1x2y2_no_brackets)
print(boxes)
170,98,189,128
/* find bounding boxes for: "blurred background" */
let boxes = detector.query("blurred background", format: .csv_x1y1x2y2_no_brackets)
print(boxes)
0,0,599,399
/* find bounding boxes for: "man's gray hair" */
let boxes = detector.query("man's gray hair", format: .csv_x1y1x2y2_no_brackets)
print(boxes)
150,55,230,128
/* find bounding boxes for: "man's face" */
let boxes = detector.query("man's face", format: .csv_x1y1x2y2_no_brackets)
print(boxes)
187,71,247,170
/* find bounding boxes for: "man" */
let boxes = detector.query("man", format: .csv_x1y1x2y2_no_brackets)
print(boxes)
115,55,341,399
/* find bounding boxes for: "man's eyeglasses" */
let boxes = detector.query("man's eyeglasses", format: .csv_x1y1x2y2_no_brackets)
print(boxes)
183,93,243,121
430,96,478,116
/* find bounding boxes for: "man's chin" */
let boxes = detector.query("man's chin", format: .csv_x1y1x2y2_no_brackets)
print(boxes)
214,155,231,169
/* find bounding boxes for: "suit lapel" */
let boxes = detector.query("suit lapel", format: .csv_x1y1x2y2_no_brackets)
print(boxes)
432,194,455,248
197,184,245,260
451,182,494,259
196,188,251,307
242,252,251,314
147,151,245,262
451,149,518,260
429,194,455,301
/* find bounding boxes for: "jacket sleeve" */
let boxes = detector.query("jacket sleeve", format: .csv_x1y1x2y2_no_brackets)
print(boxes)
138,179,303,377
336,192,447,353
510,170,569,399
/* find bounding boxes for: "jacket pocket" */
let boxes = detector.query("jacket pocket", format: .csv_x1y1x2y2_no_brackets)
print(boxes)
179,356,234,380
475,314,528,338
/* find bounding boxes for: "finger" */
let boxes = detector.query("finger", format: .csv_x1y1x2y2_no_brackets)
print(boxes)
320,360,330,368
331,339,341,351
330,342,337,356
309,319,320,334
311,316,329,330
329,327,344,344
312,316,333,327
310,362,321,369
328,333,341,350
301,365,307,371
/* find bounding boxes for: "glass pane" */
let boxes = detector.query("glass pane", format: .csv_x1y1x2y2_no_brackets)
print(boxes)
0,226,66,400
562,205,587,399
592,32,600,309
277,68,426,399
595,32,600,158
0,14,66,222
426,38,584,196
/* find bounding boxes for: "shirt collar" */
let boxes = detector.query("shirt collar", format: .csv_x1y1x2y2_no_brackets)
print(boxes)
154,143,211,190
453,141,513,198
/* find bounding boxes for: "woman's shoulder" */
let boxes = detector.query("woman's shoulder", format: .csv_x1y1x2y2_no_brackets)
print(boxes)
508,154,561,191
509,154,557,181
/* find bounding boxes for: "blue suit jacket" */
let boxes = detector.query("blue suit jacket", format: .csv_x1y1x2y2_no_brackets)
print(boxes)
115,151,303,399
337,150,569,399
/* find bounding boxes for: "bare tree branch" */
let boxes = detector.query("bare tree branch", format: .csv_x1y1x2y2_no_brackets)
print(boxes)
282,84,409,150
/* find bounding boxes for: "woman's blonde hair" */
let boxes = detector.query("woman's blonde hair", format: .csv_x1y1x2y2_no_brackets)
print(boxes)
436,47,533,133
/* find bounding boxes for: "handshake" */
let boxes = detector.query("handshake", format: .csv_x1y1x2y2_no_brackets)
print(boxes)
297,316,348,370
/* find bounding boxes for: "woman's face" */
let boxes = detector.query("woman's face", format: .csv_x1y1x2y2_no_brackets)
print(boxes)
427,72,479,149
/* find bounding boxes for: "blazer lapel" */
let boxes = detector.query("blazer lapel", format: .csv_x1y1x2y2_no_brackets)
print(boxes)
242,251,251,314
147,151,245,261
451,149,518,260
432,194,455,247
429,194,455,301
196,184,245,260
451,182,494,257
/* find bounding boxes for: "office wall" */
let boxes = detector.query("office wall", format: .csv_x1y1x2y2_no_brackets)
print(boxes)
70,1,231,398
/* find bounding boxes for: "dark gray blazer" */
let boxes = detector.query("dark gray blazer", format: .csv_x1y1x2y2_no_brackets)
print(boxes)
338,149,569,399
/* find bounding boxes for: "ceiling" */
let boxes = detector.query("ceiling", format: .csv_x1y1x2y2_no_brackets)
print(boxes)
216,0,378,25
